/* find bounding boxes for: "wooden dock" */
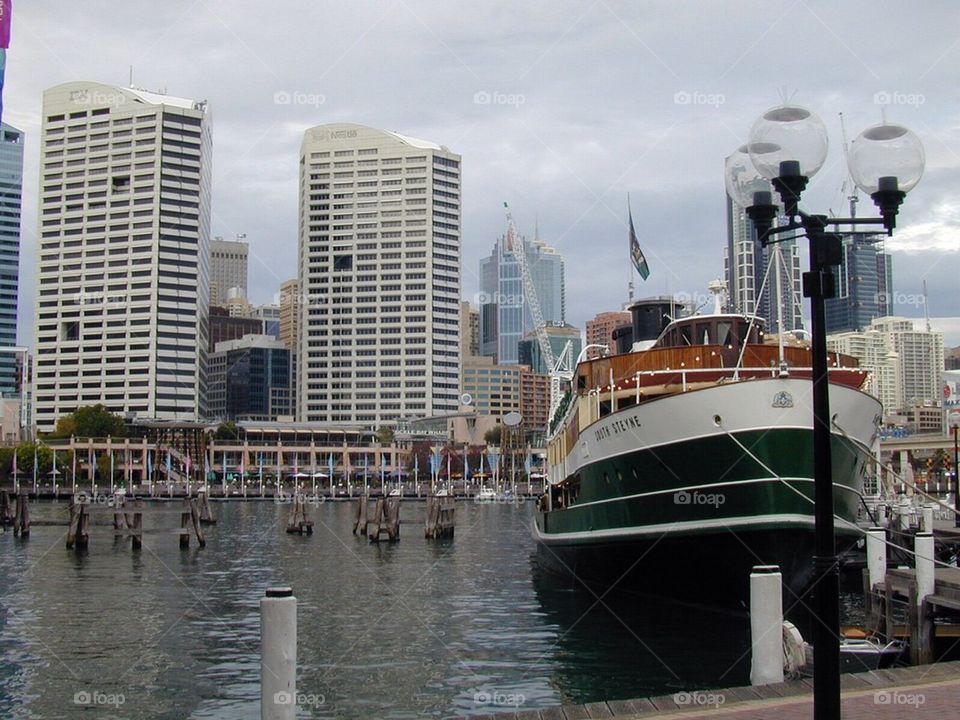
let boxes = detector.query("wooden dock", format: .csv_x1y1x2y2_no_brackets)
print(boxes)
63,494,207,551
454,660,960,719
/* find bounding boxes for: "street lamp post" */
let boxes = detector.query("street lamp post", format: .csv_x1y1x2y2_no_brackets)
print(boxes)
950,413,960,528
727,104,925,720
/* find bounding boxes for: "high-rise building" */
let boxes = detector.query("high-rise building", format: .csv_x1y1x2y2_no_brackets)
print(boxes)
34,82,212,431
479,229,565,363
297,123,461,424
210,235,248,307
518,324,583,375
585,310,631,359
208,306,263,352
278,278,299,350
0,123,23,397
460,301,479,359
207,334,294,421
827,316,944,416
723,193,802,333
824,232,892,334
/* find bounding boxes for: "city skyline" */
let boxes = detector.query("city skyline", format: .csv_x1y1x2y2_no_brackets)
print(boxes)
4,3,959,351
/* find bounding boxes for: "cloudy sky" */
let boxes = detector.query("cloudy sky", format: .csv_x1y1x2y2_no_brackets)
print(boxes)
6,1,960,345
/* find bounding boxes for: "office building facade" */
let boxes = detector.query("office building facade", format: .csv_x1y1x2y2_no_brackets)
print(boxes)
724,193,802,333
208,334,294,421
0,123,23,397
34,82,212,431
210,236,248,307
297,123,461,424
824,232,892,334
479,231,565,364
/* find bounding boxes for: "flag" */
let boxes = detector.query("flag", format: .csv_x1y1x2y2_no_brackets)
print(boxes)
524,450,533,475
32,445,37,484
628,196,650,280
0,1,11,49
328,452,334,479
463,447,470,479
11,447,16,475
52,450,57,479
0,0,11,127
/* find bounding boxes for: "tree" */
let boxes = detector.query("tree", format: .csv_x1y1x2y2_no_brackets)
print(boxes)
214,421,240,441
375,426,395,446
49,404,126,439
484,425,502,445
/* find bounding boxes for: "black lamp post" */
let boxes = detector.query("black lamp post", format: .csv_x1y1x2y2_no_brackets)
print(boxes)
726,105,925,720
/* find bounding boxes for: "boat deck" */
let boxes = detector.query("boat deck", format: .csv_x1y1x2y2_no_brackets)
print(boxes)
461,660,960,718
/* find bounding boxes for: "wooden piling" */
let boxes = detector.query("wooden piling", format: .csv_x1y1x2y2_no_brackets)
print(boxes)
285,494,314,535
424,495,455,539
13,493,29,537
353,495,368,535
385,497,400,541
180,498,191,549
0,490,13,525
190,498,206,548
67,494,90,550
131,500,143,551
197,490,216,525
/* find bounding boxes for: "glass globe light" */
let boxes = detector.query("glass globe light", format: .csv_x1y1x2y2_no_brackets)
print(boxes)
747,104,829,180
848,123,925,195
724,143,778,208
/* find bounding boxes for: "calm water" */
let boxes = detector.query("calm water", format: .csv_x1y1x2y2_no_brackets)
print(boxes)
0,499,758,719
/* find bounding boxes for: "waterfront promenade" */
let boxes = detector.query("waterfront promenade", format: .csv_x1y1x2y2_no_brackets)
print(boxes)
473,661,960,719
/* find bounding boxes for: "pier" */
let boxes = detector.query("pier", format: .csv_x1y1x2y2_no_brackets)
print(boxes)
456,661,960,718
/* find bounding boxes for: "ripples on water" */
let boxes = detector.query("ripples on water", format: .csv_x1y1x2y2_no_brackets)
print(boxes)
0,500,766,718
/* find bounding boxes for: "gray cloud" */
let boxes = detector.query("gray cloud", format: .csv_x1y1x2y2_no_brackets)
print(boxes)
7,1,959,347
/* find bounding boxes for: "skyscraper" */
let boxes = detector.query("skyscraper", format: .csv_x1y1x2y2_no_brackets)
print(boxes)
34,82,211,431
0,123,23,397
479,230,565,363
824,232,892,334
209,235,248,307
724,191,802,333
585,310,631,359
297,123,461,424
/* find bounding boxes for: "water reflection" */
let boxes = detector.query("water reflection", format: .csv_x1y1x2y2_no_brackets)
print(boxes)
1,500,769,718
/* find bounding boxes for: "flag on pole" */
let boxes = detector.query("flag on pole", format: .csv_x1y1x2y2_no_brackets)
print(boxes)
32,445,37,484
628,196,650,280
0,0,12,126
524,449,533,476
463,446,470,480
52,450,57,479
11,447,16,476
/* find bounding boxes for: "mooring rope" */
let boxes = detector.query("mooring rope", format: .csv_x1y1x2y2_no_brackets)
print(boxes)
719,423,957,569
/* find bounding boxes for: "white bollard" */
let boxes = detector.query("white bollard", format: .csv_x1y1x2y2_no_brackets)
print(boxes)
866,527,887,590
922,504,935,533
750,565,784,686
261,586,297,720
898,499,911,531
915,533,935,608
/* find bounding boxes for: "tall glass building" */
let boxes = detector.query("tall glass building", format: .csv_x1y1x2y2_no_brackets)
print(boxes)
723,193,803,333
825,232,892,334
478,231,565,364
0,123,22,397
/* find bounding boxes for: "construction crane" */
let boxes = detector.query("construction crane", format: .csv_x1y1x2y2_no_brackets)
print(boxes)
503,203,573,417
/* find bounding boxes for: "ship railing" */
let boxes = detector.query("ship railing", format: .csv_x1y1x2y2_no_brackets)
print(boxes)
585,365,864,424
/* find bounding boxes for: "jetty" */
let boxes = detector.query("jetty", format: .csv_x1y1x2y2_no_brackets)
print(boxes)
454,660,960,719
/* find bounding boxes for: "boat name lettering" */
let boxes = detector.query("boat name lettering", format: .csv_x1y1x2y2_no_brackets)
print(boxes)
595,414,642,442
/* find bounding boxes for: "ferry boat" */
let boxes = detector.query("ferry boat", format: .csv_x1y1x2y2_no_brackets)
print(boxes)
534,292,880,600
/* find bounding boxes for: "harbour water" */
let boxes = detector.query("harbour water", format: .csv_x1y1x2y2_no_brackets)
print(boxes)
0,499,760,718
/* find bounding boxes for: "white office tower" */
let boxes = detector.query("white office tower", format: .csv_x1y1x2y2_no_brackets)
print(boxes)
34,82,212,431
297,123,461,423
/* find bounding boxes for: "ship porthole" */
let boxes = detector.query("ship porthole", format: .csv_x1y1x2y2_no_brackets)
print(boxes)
713,414,722,426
